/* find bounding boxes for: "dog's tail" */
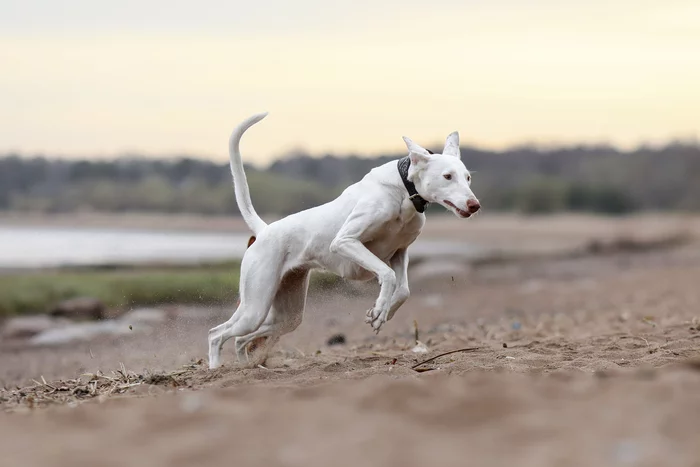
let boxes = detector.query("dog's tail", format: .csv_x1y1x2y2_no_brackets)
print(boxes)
229,112,269,235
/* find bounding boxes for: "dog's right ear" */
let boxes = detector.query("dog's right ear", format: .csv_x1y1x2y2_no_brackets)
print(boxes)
443,131,460,158
402,136,431,166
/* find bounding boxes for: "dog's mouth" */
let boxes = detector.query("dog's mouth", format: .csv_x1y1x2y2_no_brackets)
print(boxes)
443,200,471,218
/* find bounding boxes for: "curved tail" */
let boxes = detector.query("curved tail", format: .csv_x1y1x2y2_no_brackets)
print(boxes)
228,112,269,235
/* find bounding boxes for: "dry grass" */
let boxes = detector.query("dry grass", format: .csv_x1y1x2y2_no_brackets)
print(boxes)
0,360,206,411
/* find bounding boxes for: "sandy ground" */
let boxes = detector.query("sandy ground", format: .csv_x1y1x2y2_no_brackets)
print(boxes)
1,214,700,466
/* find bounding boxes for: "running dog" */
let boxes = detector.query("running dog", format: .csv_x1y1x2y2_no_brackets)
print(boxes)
208,113,480,369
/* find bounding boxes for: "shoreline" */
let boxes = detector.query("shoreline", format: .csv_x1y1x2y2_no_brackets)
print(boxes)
2,210,698,235
1,211,698,270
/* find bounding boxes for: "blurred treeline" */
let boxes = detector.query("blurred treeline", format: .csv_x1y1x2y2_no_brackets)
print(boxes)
1,142,698,216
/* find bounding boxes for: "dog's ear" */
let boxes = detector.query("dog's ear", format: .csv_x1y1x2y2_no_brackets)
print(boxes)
402,136,431,166
402,136,430,155
443,131,460,158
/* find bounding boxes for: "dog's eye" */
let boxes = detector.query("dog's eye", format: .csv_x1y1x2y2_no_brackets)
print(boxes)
467,175,471,182
443,174,452,181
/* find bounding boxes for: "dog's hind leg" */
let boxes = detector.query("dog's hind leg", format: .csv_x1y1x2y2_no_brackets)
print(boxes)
234,269,310,367
208,255,282,370
208,301,274,370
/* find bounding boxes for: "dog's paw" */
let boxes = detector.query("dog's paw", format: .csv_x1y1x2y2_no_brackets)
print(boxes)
369,309,389,333
365,306,383,322
365,301,389,332
371,315,386,334
365,308,374,323
208,349,221,370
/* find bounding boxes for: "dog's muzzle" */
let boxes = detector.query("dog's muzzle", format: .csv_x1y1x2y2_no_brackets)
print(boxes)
444,199,480,218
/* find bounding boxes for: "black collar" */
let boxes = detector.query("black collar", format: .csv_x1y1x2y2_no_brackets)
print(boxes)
397,156,429,213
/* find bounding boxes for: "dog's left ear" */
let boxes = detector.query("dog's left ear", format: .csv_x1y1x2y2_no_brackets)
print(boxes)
402,136,431,166
443,131,460,158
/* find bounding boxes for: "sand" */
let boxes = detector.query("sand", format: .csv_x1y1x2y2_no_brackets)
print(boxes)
1,215,700,466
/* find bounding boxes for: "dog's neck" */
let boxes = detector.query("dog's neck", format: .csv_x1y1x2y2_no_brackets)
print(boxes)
397,156,429,213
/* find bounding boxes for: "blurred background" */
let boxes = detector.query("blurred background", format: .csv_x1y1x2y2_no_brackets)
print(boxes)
1,0,699,314
1,2,700,463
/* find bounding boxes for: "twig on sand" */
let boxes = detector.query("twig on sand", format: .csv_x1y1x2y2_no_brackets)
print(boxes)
411,347,481,370
84,372,117,382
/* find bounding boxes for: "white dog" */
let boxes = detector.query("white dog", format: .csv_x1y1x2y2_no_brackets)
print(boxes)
208,113,480,369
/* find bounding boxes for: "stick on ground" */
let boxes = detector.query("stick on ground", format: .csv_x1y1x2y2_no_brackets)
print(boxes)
411,347,481,370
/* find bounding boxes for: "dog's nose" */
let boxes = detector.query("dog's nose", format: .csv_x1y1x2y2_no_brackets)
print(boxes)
467,199,480,214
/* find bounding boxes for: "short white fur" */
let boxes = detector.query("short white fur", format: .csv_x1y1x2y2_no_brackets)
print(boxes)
208,113,480,369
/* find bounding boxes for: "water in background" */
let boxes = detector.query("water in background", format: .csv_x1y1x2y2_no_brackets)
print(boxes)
0,226,483,269
0,226,252,269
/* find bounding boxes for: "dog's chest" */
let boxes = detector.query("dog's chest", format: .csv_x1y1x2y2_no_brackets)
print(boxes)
365,210,424,260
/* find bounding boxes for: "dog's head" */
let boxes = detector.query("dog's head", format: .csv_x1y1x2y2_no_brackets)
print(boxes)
402,132,480,218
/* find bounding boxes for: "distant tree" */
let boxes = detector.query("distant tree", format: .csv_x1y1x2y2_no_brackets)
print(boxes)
1,141,698,215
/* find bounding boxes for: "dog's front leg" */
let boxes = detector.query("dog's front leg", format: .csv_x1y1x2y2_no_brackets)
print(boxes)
330,206,396,333
331,237,395,333
383,248,410,324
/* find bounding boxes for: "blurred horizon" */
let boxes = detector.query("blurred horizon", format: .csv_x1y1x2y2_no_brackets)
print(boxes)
6,136,700,169
2,0,699,164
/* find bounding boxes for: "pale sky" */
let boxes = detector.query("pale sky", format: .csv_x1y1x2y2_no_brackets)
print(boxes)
1,0,699,165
